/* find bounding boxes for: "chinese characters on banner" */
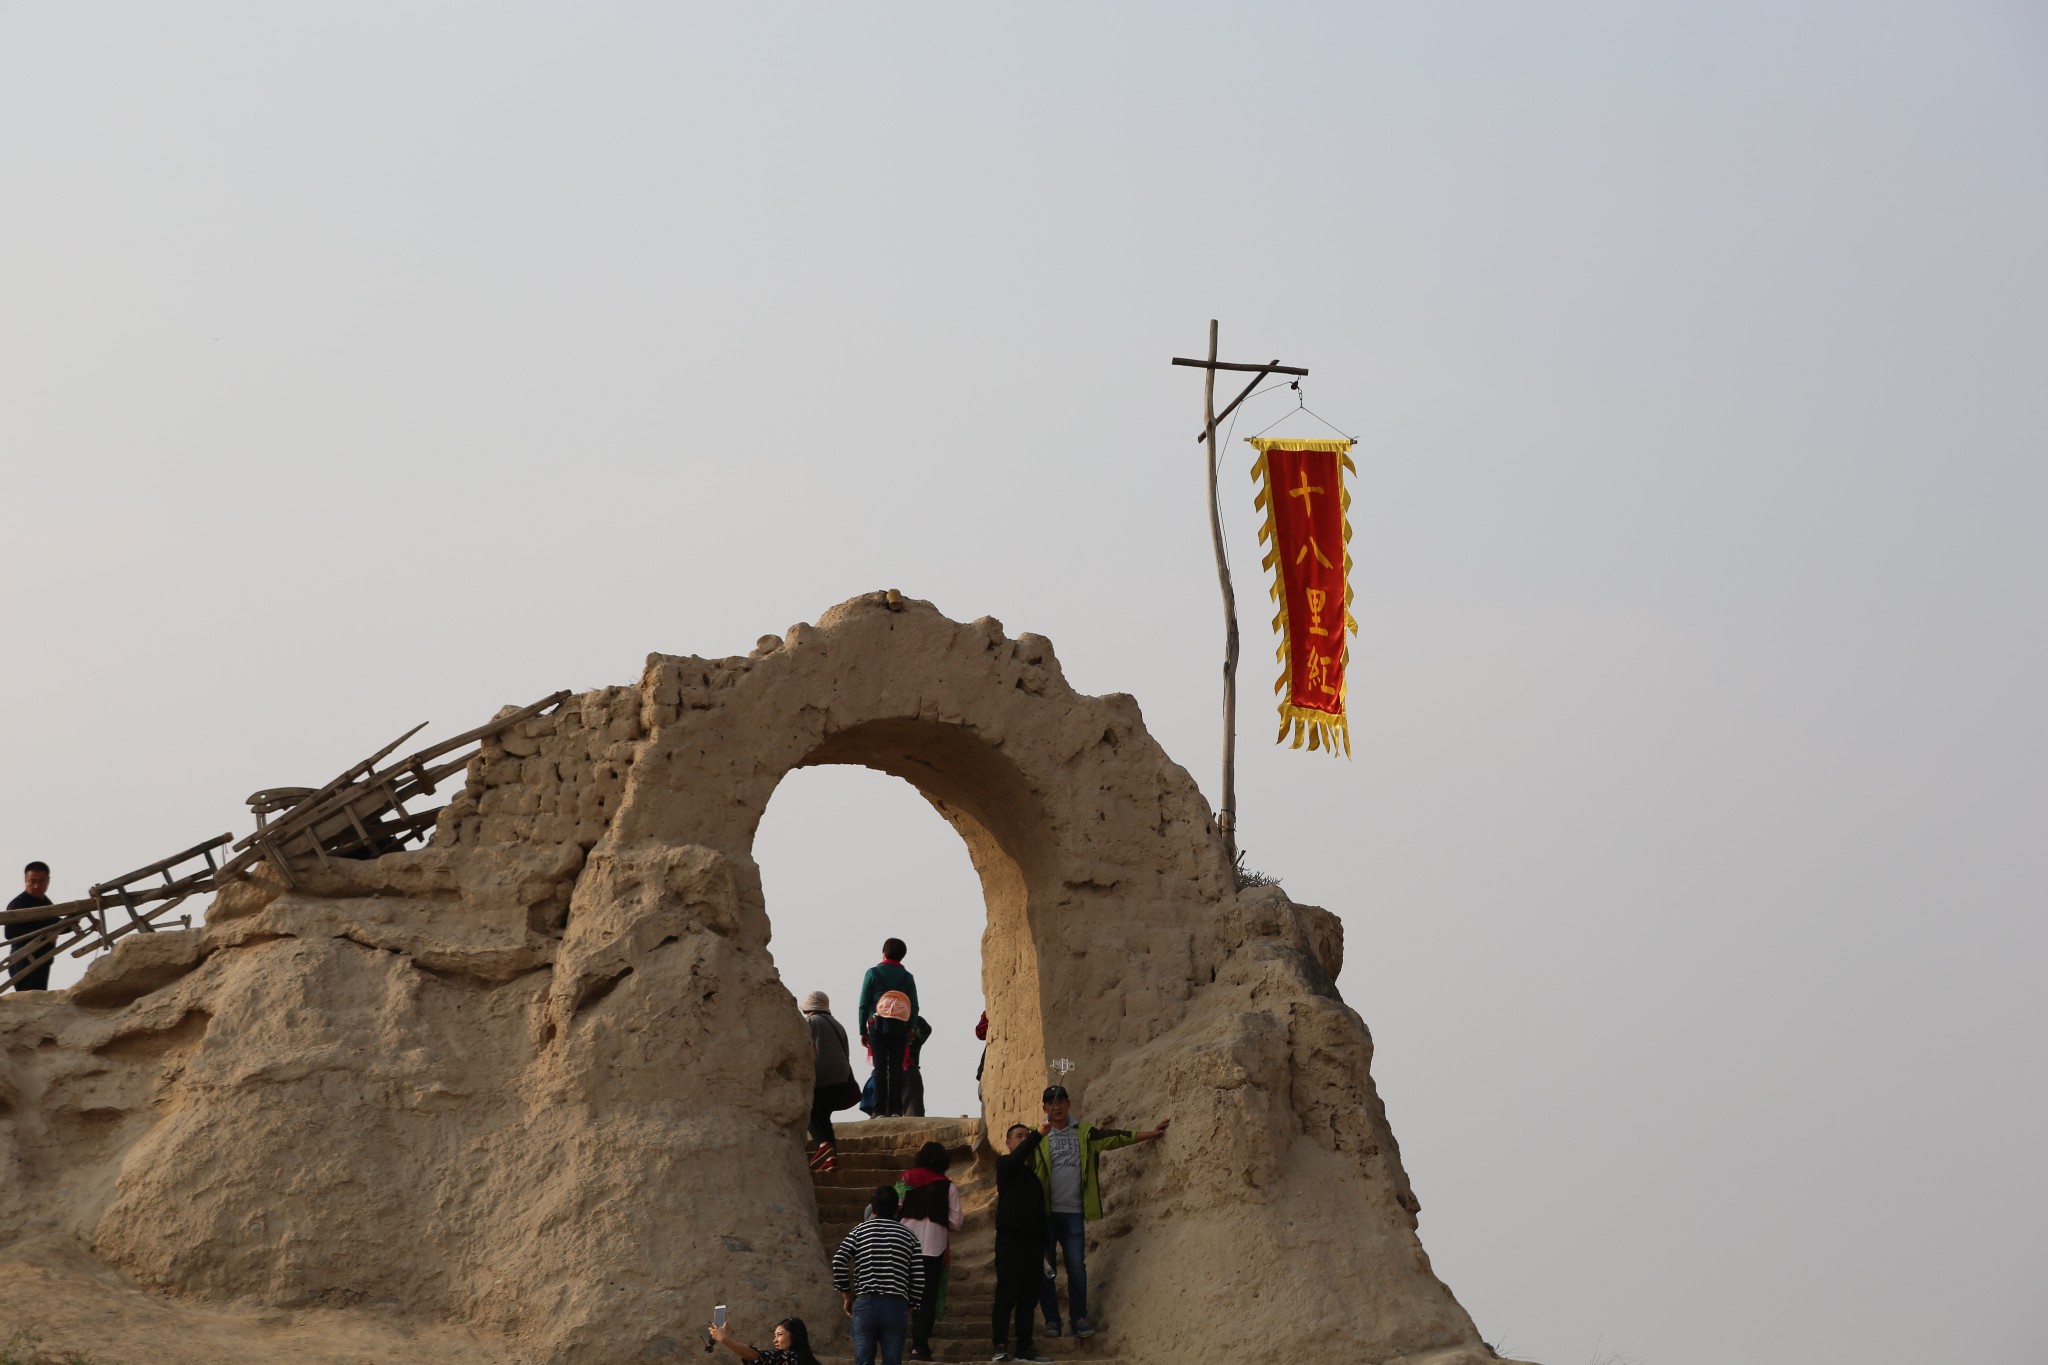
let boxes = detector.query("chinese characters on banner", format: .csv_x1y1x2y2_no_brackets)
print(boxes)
1250,438,1357,756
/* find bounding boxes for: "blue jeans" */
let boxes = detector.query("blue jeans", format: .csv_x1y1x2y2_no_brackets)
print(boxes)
850,1294,909,1365
1039,1210,1088,1327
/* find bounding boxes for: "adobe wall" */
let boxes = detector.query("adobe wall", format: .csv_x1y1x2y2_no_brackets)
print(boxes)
0,593,1497,1364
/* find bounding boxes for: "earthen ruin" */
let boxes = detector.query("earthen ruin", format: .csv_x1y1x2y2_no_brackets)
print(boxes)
0,594,1519,1364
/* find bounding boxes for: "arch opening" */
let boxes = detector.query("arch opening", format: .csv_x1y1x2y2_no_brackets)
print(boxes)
746,716,1057,1128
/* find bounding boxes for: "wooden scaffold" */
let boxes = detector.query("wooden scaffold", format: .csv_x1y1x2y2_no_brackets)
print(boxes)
0,689,569,992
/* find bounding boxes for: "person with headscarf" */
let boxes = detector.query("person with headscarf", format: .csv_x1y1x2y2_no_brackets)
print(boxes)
802,991,855,1172
895,1140,964,1362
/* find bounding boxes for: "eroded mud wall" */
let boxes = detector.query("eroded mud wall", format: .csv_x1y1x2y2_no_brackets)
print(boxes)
0,593,1489,1364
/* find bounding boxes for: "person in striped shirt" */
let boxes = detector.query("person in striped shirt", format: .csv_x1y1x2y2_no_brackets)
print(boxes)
832,1185,926,1365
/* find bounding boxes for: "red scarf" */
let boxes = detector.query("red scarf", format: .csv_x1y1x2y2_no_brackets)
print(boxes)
898,1167,952,1225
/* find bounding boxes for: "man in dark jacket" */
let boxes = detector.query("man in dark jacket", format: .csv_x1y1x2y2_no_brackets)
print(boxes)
4,861,57,993
991,1123,1051,1363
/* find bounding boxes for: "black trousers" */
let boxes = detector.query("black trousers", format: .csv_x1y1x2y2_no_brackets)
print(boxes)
809,1086,837,1147
991,1229,1041,1349
912,1253,944,1351
903,1065,925,1117
4,928,54,992
868,1017,910,1116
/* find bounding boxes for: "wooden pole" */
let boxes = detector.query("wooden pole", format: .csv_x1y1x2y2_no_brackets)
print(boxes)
1202,319,1239,865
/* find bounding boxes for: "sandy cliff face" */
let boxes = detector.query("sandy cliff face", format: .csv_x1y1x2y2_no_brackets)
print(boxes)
0,594,1502,1364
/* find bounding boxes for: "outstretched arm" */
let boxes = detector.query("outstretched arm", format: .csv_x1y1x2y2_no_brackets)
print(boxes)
1093,1118,1171,1154
996,1129,1042,1177
708,1323,761,1361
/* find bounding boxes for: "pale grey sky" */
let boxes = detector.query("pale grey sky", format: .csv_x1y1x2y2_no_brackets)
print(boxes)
3,5,2043,1362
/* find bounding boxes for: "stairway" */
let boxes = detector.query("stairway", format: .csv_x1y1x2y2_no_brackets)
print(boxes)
810,1116,1127,1364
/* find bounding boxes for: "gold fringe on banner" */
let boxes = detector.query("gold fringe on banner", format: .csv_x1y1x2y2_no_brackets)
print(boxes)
1250,437,1358,759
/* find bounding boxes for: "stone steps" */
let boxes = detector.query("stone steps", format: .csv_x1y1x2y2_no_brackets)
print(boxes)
814,1352,1123,1364
813,1118,1116,1364
814,1338,1116,1362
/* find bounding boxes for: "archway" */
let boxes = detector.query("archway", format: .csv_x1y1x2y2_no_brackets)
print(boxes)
600,595,1237,1120
753,763,989,1119
744,714,1057,1127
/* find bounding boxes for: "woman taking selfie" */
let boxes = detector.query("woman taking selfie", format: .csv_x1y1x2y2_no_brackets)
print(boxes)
708,1315,821,1365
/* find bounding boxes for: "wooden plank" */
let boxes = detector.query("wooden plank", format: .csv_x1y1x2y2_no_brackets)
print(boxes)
396,690,571,767
255,838,300,887
1172,357,1309,375
68,891,195,959
2,912,90,988
1,896,96,925
212,846,267,885
231,722,430,852
87,834,233,898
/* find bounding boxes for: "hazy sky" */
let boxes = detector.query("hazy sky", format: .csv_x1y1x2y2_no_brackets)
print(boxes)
4,5,2044,1362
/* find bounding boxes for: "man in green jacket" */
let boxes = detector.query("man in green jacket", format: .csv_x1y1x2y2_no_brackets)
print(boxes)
1033,1084,1170,1338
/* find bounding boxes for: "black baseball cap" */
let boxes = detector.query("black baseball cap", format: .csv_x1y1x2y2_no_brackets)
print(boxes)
1042,1085,1069,1102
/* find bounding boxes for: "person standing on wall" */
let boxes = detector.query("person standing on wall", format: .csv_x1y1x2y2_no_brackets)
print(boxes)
803,991,856,1172
857,938,919,1118
4,861,57,993
903,1014,933,1118
990,1122,1052,1363
1036,1085,1171,1339
831,1184,925,1365
856,938,919,1037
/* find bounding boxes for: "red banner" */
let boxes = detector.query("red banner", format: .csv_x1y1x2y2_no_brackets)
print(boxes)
1251,439,1357,755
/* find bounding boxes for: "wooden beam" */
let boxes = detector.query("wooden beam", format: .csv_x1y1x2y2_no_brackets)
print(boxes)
1198,321,1241,864
88,834,233,898
1198,361,1279,444
1172,358,1308,376
0,898,93,925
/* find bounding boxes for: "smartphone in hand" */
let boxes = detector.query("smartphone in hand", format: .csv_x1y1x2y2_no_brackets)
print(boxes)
713,1305,727,1329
